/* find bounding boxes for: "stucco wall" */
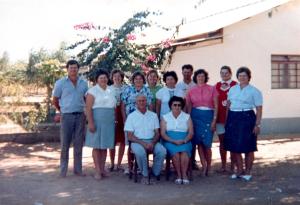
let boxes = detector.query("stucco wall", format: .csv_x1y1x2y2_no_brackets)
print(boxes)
167,0,300,119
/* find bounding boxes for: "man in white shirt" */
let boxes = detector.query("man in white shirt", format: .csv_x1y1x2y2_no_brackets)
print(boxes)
124,94,166,184
176,64,196,97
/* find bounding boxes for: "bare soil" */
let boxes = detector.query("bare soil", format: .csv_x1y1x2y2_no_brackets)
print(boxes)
1,135,300,205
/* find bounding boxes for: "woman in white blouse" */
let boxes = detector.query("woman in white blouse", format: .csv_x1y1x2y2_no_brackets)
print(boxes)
225,67,263,181
160,96,193,185
85,69,117,180
156,71,184,119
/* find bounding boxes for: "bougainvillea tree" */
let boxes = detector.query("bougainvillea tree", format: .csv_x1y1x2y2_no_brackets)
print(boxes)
68,11,175,81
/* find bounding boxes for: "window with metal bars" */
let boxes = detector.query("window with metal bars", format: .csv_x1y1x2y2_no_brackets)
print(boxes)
271,55,300,89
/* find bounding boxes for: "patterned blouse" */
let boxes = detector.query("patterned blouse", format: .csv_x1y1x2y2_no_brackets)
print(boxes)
121,85,153,115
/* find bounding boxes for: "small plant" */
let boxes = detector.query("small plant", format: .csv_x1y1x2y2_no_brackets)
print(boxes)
8,104,47,131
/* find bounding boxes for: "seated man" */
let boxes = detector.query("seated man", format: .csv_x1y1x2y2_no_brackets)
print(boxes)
124,94,166,184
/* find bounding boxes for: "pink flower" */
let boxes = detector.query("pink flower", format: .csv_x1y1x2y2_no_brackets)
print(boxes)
73,22,96,30
126,34,136,41
102,36,110,43
141,64,150,72
161,39,172,48
146,54,156,62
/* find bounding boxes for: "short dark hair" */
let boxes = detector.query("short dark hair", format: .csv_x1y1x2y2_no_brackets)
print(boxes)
95,69,109,81
220,65,232,74
110,69,125,81
131,71,146,84
66,59,80,69
236,66,251,80
193,69,209,83
168,96,185,109
182,64,194,72
146,69,159,80
163,71,178,83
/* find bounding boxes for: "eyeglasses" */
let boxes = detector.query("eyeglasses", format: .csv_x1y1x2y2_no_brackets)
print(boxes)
172,103,182,107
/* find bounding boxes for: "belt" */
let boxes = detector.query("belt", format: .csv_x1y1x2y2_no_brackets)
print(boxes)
230,109,252,112
66,112,83,115
196,106,213,110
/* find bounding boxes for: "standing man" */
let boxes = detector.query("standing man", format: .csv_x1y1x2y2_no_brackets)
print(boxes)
176,64,196,97
215,66,237,173
176,64,197,169
52,59,88,177
124,94,166,184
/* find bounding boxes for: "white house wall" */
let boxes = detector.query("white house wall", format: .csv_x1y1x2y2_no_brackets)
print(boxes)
167,0,300,121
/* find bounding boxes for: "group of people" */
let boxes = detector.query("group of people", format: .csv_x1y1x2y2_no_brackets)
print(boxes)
52,60,263,185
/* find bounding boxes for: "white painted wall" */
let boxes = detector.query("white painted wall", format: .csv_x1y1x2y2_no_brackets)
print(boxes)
167,0,300,119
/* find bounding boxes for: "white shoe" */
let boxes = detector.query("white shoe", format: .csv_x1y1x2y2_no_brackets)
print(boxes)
230,174,238,179
124,168,130,175
174,178,182,185
241,175,252,181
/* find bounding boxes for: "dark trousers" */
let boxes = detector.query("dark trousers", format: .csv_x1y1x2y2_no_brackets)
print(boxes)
60,113,85,176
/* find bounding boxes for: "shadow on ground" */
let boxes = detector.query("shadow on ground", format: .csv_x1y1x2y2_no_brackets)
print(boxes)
0,138,300,205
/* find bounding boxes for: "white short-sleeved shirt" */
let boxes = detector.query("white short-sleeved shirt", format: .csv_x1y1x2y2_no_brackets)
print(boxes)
124,110,160,140
228,84,263,110
156,87,184,117
163,111,190,132
176,81,196,97
87,85,117,109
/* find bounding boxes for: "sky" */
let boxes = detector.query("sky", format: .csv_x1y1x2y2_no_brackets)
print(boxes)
0,0,289,62
0,0,201,62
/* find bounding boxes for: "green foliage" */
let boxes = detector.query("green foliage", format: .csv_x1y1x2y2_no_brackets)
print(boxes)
35,59,66,90
69,11,175,81
0,69,26,98
23,104,47,131
25,44,68,121
26,43,68,83
8,104,47,131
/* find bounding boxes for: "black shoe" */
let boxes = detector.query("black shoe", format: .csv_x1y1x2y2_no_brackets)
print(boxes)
192,162,199,170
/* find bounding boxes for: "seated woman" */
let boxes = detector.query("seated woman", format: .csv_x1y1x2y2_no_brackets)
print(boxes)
160,96,193,185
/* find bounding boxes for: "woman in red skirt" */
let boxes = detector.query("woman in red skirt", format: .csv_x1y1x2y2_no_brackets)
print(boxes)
109,69,126,171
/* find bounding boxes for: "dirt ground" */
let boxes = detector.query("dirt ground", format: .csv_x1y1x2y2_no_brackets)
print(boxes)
0,135,300,205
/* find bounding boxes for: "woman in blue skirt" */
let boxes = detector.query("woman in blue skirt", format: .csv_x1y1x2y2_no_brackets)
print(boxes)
85,69,117,180
225,67,263,181
186,69,218,176
160,96,193,184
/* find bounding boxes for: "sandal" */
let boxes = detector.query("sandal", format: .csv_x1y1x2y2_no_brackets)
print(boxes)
175,178,182,185
94,173,102,180
109,165,114,172
141,177,150,185
182,179,190,185
101,171,110,178
216,168,227,174
116,165,124,172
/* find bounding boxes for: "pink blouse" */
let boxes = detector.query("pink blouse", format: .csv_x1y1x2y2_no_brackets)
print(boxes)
186,84,217,109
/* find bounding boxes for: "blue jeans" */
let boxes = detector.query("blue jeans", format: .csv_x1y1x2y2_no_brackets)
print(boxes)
131,140,166,177
60,113,85,176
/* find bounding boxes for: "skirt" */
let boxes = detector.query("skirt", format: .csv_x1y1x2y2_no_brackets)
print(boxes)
191,108,214,148
163,131,192,157
115,105,125,144
85,107,115,149
224,110,257,153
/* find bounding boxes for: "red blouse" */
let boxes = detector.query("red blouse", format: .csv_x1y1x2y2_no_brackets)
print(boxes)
215,80,237,123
